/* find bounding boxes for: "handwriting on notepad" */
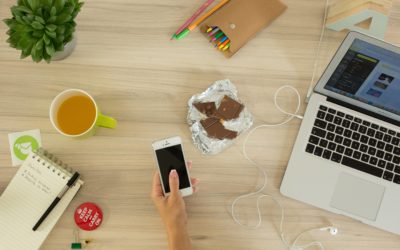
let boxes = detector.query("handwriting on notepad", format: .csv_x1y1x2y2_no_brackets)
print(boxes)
21,163,51,195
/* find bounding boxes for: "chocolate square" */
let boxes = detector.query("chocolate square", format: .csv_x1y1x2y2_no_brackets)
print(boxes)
217,96,244,120
194,102,217,117
200,117,238,140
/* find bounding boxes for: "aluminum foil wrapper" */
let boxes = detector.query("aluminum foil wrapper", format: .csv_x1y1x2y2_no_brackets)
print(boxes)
187,79,253,155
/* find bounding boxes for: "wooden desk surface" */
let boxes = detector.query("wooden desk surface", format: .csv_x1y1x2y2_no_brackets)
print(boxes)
1,0,400,249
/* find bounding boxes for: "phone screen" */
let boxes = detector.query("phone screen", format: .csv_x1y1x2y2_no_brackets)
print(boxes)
155,144,190,193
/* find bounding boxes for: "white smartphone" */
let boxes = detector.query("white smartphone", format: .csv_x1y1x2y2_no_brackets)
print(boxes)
152,136,193,197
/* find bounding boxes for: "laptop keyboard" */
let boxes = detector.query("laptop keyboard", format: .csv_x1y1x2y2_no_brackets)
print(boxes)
305,105,400,185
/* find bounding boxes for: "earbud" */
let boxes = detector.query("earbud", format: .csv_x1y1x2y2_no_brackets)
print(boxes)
320,226,338,235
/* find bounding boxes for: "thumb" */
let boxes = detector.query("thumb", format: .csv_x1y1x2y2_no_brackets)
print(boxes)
169,169,180,197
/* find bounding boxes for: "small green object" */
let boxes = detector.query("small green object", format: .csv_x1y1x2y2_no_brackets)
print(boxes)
214,31,224,40
71,243,82,249
13,135,39,161
3,0,84,63
175,28,190,40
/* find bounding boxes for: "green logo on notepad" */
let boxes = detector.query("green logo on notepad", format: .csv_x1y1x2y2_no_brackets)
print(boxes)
13,135,39,160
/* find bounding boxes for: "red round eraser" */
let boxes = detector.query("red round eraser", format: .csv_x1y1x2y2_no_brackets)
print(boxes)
74,202,103,231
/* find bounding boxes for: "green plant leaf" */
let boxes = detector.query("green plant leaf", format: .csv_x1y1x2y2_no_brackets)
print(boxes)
64,35,72,44
3,18,14,27
31,48,43,62
56,34,64,42
20,48,31,59
56,12,71,24
45,29,56,38
18,0,30,7
16,6,33,14
47,16,56,23
35,39,43,50
43,0,54,6
65,6,74,15
15,15,25,24
46,24,57,31
35,7,43,17
23,24,34,33
22,15,34,23
32,30,44,38
54,41,63,51
56,25,65,34
43,34,50,45
43,51,52,63
35,16,45,24
17,36,32,50
31,38,44,62
11,6,23,17
54,0,65,12
31,21,44,29
27,0,40,11
50,6,57,16
45,43,55,56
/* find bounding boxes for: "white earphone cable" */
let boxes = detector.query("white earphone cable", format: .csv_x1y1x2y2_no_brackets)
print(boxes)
232,85,334,250
231,1,336,249
306,0,330,102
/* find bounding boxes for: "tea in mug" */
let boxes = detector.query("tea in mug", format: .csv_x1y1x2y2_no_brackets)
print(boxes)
57,95,96,135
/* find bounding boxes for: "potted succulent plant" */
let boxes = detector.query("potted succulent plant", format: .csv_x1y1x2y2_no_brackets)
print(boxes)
3,0,84,63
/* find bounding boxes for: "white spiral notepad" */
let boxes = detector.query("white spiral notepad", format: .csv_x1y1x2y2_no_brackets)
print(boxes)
0,149,83,250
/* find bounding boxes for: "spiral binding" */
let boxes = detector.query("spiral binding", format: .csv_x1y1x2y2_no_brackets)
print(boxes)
32,148,74,180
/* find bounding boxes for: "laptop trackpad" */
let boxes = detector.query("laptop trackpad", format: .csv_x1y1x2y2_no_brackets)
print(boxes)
330,173,385,221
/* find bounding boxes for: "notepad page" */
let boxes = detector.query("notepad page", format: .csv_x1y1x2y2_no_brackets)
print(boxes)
0,153,83,250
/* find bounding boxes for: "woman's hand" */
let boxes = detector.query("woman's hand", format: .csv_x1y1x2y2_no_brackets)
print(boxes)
151,161,199,250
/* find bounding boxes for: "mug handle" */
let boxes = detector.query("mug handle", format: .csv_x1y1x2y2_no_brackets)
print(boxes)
96,113,117,128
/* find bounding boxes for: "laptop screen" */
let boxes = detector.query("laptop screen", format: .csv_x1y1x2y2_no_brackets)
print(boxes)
324,38,400,116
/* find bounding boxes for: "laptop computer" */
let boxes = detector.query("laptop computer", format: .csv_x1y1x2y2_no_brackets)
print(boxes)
281,31,400,235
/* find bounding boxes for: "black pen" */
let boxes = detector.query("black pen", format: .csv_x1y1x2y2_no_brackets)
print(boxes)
33,172,80,231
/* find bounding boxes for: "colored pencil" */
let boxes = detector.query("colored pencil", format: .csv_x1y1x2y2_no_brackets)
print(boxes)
222,43,230,51
208,27,220,36
174,0,230,40
217,36,228,46
171,0,216,39
219,39,230,49
211,31,224,42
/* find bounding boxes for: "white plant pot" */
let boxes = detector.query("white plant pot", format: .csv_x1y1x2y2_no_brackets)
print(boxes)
52,36,77,61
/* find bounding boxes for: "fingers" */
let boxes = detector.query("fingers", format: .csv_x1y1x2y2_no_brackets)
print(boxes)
187,161,199,193
192,185,200,193
191,177,200,186
169,169,180,198
151,171,164,199
191,177,200,193
187,161,192,170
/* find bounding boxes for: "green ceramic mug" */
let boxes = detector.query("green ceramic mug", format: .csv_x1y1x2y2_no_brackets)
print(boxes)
50,89,117,138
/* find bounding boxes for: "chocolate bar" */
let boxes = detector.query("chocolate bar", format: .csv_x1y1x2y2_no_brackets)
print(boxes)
194,102,217,117
217,95,244,120
200,117,238,140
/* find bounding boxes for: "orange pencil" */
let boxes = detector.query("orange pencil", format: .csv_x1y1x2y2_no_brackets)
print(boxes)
218,39,230,49
188,0,230,31
175,0,230,40
222,43,230,51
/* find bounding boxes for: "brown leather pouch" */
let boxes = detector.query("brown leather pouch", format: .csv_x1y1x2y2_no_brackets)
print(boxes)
201,0,287,57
